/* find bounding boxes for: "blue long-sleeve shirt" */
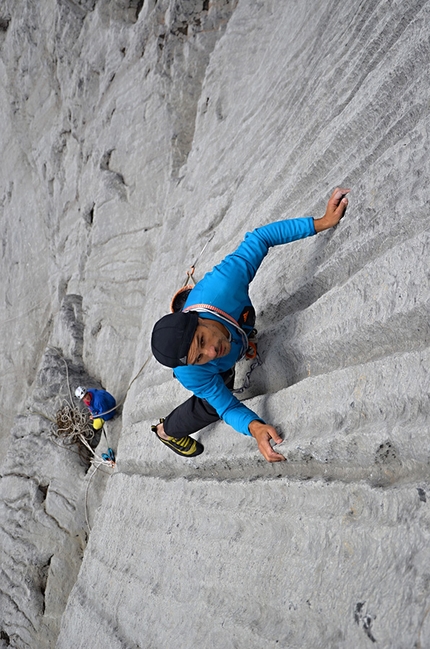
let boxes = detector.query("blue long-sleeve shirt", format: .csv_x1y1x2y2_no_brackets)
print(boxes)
86,389,117,420
174,217,316,435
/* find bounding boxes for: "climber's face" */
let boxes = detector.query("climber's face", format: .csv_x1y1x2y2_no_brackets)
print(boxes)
187,318,231,365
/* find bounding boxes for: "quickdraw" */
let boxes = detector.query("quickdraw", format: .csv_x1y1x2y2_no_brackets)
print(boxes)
232,352,263,395
246,340,258,360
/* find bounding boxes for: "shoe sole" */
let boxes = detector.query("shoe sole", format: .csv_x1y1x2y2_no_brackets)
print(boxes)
151,425,204,457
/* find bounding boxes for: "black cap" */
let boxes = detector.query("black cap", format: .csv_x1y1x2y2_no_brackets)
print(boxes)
151,312,199,368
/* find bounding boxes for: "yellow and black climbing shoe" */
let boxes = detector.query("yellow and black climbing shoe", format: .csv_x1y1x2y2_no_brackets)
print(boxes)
151,421,203,458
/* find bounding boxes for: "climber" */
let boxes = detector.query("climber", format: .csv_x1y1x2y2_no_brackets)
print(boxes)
74,386,117,430
151,188,350,463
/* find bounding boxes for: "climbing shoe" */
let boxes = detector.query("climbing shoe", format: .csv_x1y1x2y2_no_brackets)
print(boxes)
151,420,203,458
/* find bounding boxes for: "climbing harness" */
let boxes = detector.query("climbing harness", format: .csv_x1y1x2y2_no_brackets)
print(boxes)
170,232,215,312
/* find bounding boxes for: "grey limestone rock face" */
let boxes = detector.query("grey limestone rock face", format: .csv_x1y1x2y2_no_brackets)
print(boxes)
0,298,118,648
0,0,430,648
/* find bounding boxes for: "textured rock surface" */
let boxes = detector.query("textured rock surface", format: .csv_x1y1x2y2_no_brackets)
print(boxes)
0,0,429,648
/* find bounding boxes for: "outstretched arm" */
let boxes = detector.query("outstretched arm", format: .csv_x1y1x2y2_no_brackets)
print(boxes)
314,187,350,232
215,188,349,287
249,188,350,463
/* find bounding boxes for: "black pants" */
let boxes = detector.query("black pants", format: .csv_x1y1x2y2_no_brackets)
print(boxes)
164,368,235,438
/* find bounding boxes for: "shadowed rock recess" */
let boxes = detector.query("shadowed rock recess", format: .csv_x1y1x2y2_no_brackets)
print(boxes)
0,1,429,647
